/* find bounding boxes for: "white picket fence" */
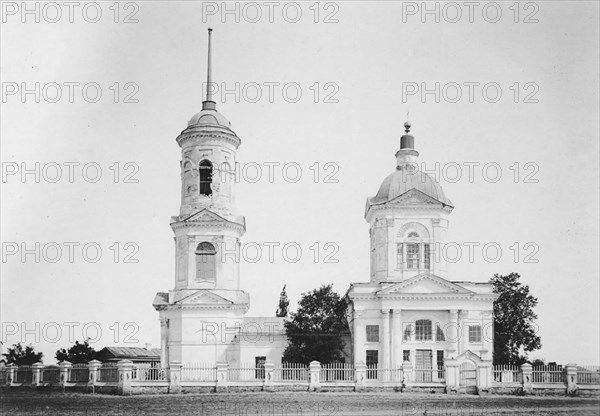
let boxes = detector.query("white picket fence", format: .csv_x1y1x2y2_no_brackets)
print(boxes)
577,366,600,385
181,363,216,382
320,363,354,382
532,365,564,384
273,363,309,382
493,365,522,383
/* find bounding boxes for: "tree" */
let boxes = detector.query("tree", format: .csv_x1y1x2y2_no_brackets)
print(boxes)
275,284,289,318
55,340,97,364
492,272,541,365
2,343,43,365
282,284,349,364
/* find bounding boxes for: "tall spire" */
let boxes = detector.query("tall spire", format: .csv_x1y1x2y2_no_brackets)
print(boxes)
202,28,216,110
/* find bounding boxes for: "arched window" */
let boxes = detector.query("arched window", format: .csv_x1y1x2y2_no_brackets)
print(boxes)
199,160,213,196
195,242,216,282
415,319,432,341
396,225,432,271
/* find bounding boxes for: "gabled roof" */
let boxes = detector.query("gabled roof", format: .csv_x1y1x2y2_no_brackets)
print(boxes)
376,273,475,297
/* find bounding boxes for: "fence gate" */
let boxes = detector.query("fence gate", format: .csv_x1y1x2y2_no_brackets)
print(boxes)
459,361,477,388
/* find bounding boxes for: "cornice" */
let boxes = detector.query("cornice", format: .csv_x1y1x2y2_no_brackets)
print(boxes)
176,130,241,149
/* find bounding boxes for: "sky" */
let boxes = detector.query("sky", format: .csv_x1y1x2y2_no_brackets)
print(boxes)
1,1,599,365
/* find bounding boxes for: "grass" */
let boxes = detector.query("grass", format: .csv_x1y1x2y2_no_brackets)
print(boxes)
1,389,599,415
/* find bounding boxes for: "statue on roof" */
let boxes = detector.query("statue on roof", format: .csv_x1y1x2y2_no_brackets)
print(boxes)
276,285,289,318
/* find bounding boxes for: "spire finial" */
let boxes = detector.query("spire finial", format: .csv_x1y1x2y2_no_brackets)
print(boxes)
202,28,216,110
404,111,411,133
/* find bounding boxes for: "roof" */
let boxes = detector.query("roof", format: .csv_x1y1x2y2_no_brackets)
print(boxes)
372,166,453,207
97,347,161,361
187,108,231,128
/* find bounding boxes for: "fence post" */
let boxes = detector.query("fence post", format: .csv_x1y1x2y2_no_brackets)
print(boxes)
263,360,274,392
521,363,533,394
215,362,229,392
402,361,414,388
88,360,101,393
477,361,493,393
117,359,133,395
309,361,321,392
59,361,72,390
169,361,182,394
354,361,366,392
565,363,578,395
5,364,16,386
31,362,44,387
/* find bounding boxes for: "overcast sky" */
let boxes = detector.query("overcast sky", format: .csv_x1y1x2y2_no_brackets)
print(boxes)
1,1,598,365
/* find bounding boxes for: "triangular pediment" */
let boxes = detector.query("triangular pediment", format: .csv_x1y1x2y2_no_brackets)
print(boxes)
182,208,229,224
377,273,475,296
175,290,234,305
386,189,445,206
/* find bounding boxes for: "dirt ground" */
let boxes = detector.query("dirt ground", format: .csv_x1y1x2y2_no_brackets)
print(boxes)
1,390,599,415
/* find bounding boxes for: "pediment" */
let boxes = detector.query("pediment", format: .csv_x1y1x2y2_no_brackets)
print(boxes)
175,290,234,305
182,208,228,224
377,273,475,296
386,189,445,206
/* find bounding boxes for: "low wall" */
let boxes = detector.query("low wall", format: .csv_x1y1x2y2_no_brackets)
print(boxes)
2,360,598,397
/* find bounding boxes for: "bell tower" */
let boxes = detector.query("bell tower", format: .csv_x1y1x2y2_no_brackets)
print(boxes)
153,29,249,366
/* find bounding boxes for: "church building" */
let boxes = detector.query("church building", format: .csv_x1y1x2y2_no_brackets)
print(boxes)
153,30,497,384
345,123,497,381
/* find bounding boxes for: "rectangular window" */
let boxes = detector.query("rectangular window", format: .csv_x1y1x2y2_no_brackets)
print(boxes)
366,325,379,342
416,320,432,341
437,350,444,367
403,324,413,341
397,243,404,269
403,350,410,362
469,326,482,343
255,356,266,380
407,243,420,269
437,351,445,379
366,350,378,379
424,244,430,269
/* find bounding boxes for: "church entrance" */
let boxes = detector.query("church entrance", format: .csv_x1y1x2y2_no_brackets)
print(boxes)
415,349,433,382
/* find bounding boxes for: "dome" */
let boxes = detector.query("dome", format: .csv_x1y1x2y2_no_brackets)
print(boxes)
373,166,453,207
187,108,231,128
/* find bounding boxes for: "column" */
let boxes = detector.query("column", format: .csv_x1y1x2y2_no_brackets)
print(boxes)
353,310,364,365
381,310,390,371
160,318,169,367
481,310,493,360
458,310,468,355
392,309,402,369
448,310,458,358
